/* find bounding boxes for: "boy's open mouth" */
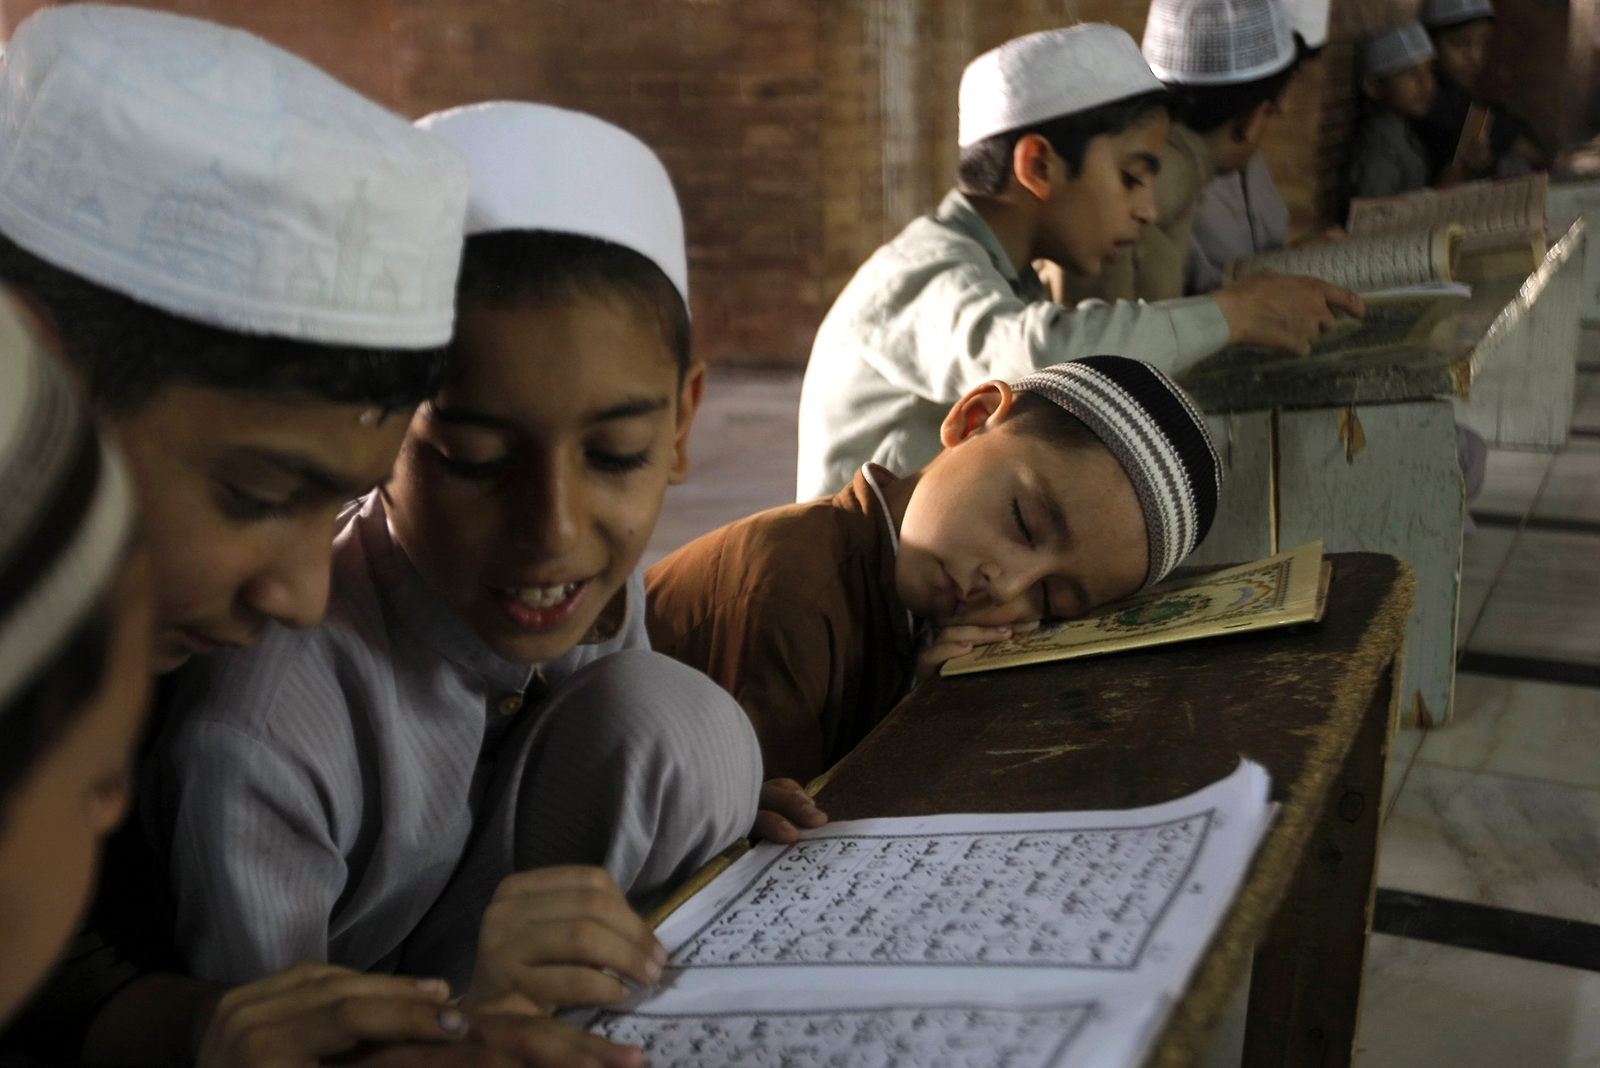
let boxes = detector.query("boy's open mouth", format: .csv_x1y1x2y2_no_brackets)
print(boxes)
492,579,591,633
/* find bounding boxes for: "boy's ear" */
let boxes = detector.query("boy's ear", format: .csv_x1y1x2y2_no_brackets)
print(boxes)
1234,99,1274,148
939,380,1016,448
667,358,707,486
1011,134,1056,202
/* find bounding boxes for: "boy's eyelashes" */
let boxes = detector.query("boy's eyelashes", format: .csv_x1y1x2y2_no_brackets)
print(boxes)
1120,171,1146,190
1011,497,1034,546
428,443,653,481
215,481,297,523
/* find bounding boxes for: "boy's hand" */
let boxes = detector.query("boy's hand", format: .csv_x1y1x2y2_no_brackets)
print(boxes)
754,778,828,843
1212,271,1366,356
464,866,664,1016
195,961,473,1067
916,624,1015,685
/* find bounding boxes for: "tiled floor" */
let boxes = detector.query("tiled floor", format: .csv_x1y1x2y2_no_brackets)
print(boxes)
650,350,1600,1068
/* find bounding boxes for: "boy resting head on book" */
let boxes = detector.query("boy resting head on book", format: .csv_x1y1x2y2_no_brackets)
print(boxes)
154,102,765,1065
1348,22,1438,199
648,355,1222,821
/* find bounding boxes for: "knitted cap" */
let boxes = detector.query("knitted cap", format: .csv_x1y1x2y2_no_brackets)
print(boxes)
1012,357,1222,587
1143,0,1299,86
0,297,135,709
1363,22,1436,79
418,102,688,305
958,25,1164,148
1420,0,1495,30
0,5,470,349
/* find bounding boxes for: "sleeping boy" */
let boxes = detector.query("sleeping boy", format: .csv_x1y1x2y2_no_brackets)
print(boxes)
649,356,1222,786
152,103,762,1040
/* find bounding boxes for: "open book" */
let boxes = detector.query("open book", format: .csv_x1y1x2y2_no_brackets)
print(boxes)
1221,224,1464,293
1347,172,1549,278
941,542,1329,678
583,762,1274,1068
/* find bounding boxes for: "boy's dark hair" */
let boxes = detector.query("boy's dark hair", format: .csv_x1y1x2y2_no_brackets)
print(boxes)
457,231,692,374
1007,391,1106,453
957,89,1173,197
0,602,113,818
0,234,449,415
1166,50,1305,134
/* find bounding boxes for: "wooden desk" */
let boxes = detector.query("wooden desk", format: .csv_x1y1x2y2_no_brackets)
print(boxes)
809,553,1414,1068
1176,221,1584,726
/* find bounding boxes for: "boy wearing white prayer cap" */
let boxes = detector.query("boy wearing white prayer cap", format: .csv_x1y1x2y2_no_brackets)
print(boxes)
0,8,588,1068
1186,0,1327,293
1065,0,1317,303
154,101,760,1058
1349,22,1438,199
796,23,1362,501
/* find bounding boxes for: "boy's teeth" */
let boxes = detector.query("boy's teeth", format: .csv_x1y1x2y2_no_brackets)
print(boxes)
510,582,578,609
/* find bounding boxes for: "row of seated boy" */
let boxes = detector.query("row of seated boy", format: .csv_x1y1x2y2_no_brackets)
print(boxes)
1350,0,1548,202
0,3,1363,1067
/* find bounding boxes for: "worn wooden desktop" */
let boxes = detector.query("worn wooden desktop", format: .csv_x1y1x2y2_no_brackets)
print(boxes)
1176,220,1585,727
788,552,1413,1068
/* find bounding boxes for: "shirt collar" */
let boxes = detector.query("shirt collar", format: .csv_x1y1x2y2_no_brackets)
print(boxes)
353,492,630,694
935,189,1038,291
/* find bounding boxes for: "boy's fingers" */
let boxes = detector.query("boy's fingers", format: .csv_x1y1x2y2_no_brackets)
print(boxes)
505,964,632,1010
1323,285,1365,318
513,917,663,987
486,887,660,964
268,995,467,1058
755,810,804,843
495,866,626,903
472,1014,644,1068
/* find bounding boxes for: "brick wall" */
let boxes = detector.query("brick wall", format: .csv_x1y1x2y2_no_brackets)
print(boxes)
0,0,1586,366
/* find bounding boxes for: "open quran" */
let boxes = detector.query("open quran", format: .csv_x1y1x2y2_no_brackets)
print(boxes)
941,542,1328,677
1346,172,1549,279
1221,224,1464,293
582,762,1273,1068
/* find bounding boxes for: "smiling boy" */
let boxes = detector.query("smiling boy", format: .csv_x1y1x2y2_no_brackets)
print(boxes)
796,23,1358,501
152,103,760,1066
652,356,1221,785
0,7,512,1066
1349,23,1439,200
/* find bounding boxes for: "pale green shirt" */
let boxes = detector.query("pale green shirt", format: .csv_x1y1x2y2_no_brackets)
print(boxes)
795,189,1232,500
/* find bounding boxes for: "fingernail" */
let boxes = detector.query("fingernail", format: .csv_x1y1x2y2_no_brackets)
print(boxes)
416,977,450,998
437,1007,467,1037
653,941,668,968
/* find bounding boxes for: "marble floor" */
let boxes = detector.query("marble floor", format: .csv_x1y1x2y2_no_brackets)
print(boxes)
650,342,1600,1068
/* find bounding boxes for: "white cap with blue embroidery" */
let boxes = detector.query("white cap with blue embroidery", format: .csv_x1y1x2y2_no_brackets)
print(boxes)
957,25,1164,148
0,5,470,348
417,102,689,306
1143,0,1299,85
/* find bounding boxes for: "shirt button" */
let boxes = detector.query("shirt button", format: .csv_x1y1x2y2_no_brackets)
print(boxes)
497,694,522,717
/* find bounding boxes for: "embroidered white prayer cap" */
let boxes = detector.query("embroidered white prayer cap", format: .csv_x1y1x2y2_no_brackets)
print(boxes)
957,25,1164,148
0,4,470,349
0,295,135,709
1281,0,1330,48
1420,0,1495,30
417,102,689,305
1143,0,1299,85
1362,22,1436,78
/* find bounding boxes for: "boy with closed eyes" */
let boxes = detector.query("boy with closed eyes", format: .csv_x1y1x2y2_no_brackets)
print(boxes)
649,356,1223,785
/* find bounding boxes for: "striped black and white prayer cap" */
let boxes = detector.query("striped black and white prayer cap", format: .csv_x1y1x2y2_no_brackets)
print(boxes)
0,296,135,709
1420,0,1494,30
1012,357,1222,588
